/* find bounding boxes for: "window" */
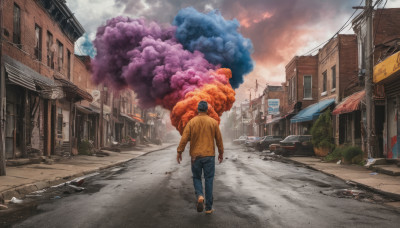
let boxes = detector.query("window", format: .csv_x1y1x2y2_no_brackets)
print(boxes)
67,50,71,79
322,71,327,92
291,76,296,101
57,40,64,71
13,4,21,47
46,31,54,69
303,75,312,99
331,65,336,90
34,25,42,61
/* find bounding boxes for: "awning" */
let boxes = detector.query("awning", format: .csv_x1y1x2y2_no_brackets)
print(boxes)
3,55,67,99
130,115,145,124
120,113,136,123
291,99,335,123
76,104,98,115
332,90,365,115
4,63,36,92
266,116,281,125
54,74,93,102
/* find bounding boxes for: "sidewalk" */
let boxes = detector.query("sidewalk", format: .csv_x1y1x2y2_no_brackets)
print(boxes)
288,157,400,199
0,143,175,202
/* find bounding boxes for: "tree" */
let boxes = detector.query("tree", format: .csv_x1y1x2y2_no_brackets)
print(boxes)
311,109,334,150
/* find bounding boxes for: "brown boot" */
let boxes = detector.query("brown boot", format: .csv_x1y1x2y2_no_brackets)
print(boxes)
196,196,204,212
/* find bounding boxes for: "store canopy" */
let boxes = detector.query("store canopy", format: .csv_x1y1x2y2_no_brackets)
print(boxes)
290,99,335,123
266,116,281,125
332,90,365,115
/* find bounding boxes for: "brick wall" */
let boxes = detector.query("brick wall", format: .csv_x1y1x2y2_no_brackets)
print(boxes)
296,56,318,109
338,35,360,99
2,0,75,80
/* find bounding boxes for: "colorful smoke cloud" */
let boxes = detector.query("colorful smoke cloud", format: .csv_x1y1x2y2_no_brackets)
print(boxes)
92,7,254,134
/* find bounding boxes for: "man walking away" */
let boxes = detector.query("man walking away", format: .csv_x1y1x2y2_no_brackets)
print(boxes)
177,101,224,214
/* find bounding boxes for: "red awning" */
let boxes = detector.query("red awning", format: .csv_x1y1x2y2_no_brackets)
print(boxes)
332,90,365,115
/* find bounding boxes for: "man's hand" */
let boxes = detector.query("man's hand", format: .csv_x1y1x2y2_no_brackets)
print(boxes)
177,153,182,164
218,153,223,164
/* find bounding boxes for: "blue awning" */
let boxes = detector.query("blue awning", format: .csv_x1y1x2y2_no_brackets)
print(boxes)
290,99,335,123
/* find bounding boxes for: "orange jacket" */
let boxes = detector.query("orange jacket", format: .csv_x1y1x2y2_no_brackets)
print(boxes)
177,113,224,158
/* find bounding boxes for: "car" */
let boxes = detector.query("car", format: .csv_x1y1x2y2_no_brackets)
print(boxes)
276,135,314,156
256,136,284,151
233,136,248,145
269,143,281,152
245,136,264,148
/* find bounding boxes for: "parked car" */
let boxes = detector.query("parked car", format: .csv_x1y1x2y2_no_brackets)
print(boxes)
256,136,284,151
245,136,264,148
269,143,281,152
275,135,314,156
233,136,248,145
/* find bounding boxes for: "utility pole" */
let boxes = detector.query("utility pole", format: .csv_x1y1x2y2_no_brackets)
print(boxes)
365,0,374,158
99,84,104,148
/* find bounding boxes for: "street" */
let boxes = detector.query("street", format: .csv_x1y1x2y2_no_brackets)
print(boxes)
2,144,399,228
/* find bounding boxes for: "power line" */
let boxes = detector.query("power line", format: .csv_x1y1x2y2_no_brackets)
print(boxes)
301,0,365,56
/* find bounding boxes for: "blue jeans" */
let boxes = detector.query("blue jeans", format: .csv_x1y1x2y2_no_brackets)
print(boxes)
191,156,215,211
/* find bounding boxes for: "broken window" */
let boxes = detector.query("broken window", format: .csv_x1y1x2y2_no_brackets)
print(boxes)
57,40,64,72
47,31,54,69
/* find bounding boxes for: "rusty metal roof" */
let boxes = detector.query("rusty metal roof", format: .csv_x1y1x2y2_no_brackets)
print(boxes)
332,90,365,115
54,75,93,102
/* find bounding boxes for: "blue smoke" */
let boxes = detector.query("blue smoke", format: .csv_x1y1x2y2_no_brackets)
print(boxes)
173,7,254,89
79,34,96,58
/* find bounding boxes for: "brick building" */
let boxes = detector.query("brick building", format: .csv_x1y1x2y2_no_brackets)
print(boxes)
352,8,400,157
284,55,319,134
0,0,93,175
317,34,360,146
262,85,286,136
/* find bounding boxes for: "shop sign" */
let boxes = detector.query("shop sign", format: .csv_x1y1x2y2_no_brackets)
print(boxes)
374,51,400,83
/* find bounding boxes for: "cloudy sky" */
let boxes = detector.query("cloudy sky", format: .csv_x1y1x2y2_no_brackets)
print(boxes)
67,0,400,102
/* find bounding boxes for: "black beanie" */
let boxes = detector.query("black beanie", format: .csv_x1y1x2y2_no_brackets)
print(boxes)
198,101,208,112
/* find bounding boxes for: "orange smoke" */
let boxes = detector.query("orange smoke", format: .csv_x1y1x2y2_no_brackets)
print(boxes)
170,68,236,135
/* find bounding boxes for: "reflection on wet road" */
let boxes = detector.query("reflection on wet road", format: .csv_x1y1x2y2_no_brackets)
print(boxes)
5,144,400,228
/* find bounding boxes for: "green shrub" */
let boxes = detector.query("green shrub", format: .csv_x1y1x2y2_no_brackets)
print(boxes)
311,109,334,149
342,146,363,163
324,147,343,162
78,140,94,155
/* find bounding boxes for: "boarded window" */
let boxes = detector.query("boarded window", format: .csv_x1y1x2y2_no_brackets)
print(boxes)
303,75,312,99
35,25,42,61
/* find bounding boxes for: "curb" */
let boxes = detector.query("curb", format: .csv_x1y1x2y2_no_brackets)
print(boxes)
0,143,176,202
284,157,400,201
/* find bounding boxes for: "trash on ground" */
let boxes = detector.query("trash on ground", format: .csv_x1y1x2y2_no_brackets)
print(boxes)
70,178,85,186
369,172,378,175
68,185,85,192
52,196,61,199
10,197,23,204
25,194,42,198
0,204,8,210
336,160,341,165
365,158,376,167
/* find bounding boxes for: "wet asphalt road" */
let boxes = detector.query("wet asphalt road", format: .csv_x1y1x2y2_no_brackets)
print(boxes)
3,144,400,228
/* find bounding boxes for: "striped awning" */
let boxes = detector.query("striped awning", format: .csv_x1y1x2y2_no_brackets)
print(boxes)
5,63,36,91
332,90,365,115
